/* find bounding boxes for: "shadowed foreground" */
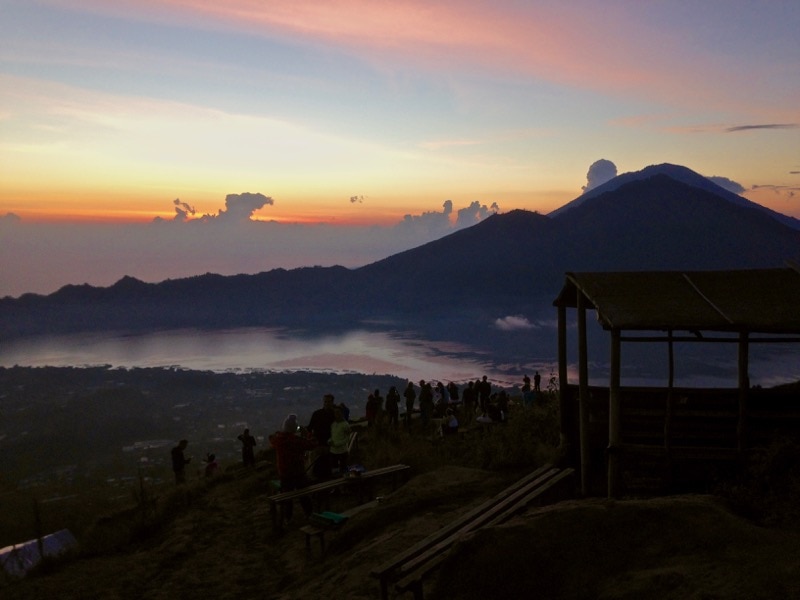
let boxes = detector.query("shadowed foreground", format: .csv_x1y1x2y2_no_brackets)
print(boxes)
3,464,799,600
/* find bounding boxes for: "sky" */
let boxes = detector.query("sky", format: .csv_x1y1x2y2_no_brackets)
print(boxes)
1,0,799,297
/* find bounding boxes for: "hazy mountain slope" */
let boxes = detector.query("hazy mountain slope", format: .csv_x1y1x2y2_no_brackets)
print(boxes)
352,209,566,313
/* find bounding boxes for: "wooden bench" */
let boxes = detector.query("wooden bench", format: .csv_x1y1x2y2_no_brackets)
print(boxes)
370,464,575,600
299,499,379,554
348,464,411,504
268,463,411,532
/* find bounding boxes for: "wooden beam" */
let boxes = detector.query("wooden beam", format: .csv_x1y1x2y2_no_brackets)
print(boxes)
577,292,590,497
608,328,621,498
737,332,749,453
557,303,571,456
665,329,674,455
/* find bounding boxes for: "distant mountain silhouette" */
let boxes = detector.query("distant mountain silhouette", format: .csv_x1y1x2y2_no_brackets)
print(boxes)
550,162,800,232
2,164,799,339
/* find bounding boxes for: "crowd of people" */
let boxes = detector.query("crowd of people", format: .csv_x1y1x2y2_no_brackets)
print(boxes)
170,372,549,499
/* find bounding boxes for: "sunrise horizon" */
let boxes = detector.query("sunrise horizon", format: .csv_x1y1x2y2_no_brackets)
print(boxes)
2,1,799,296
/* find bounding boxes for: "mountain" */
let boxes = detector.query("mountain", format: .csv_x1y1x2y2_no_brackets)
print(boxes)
549,162,800,231
1,164,799,339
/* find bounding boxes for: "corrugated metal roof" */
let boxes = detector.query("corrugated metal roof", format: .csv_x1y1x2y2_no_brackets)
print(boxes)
553,267,800,333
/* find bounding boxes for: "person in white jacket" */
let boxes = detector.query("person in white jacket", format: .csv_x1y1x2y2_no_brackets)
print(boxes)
328,406,352,475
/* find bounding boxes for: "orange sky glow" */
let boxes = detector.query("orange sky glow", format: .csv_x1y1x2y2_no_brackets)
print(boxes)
1,0,798,295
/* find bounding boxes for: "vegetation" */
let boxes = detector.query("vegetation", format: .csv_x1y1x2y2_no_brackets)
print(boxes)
3,366,800,598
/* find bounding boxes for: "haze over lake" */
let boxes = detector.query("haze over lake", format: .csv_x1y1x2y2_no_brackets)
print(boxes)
1,326,797,389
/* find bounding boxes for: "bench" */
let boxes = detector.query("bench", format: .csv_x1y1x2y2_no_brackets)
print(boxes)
348,464,411,504
268,463,411,532
298,499,379,554
370,464,575,599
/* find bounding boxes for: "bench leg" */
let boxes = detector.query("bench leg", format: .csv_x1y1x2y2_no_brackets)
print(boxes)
304,530,326,554
411,579,425,600
270,501,279,532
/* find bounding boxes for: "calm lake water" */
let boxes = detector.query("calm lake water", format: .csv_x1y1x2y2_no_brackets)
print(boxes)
0,327,528,386
1,326,797,389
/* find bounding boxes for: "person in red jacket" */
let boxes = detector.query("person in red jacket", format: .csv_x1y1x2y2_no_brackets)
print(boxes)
269,414,317,522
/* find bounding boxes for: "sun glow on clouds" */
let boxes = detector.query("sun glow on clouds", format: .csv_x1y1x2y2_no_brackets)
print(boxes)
1,74,450,221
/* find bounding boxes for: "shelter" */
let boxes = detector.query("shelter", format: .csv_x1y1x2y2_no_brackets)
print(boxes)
0,529,77,580
553,265,800,497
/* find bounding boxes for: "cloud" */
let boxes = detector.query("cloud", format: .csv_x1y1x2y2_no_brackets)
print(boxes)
1,212,22,223
582,159,617,193
206,192,274,223
172,198,196,221
706,176,745,195
395,200,454,239
494,315,537,331
455,201,500,227
0,194,504,297
725,124,798,133
751,184,800,198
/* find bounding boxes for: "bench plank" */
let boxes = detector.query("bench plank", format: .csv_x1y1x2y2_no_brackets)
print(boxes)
269,464,410,532
371,464,557,599
393,468,575,597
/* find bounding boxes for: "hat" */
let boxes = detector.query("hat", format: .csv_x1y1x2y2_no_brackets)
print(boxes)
283,414,299,433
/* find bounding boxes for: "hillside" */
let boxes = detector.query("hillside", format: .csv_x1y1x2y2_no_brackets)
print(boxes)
4,464,800,600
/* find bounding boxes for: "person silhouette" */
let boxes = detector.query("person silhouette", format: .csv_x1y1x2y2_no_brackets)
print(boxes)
171,439,191,485
237,428,257,467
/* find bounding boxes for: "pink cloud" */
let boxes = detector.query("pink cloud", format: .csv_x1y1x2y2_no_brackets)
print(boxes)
135,1,766,112
60,1,797,116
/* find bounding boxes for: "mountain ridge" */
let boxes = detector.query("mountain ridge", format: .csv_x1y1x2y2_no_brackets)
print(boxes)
2,164,799,339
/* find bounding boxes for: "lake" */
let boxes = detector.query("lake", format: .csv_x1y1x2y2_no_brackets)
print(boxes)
0,326,797,389
0,327,531,386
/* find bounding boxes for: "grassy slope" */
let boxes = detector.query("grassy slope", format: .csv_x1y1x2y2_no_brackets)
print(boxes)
4,465,800,600
3,396,800,599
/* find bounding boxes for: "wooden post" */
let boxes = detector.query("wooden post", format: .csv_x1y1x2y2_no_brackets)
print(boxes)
665,329,674,454
557,303,571,457
608,328,621,498
737,332,749,453
577,292,590,497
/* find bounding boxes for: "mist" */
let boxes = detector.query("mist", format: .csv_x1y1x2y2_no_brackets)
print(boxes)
0,198,499,298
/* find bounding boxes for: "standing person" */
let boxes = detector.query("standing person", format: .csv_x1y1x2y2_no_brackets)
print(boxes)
461,380,476,425
372,388,384,425
478,376,492,412
496,390,510,422
365,393,379,427
446,381,459,405
533,371,542,393
204,453,218,477
385,385,400,429
171,439,191,485
307,393,336,479
403,381,416,430
434,381,448,417
418,380,434,429
237,428,257,467
522,375,534,408
269,414,317,522
328,407,352,475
